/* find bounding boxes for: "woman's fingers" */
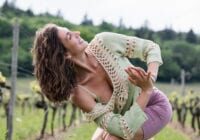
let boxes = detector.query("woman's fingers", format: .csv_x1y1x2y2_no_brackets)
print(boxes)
128,77,137,85
129,66,147,80
137,70,146,81
125,68,137,79
129,66,146,76
128,66,147,80
125,67,152,87
125,66,154,90
104,134,123,140
125,67,146,84
129,69,143,81
147,72,151,81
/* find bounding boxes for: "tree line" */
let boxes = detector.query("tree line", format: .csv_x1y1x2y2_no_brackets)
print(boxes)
0,1,200,82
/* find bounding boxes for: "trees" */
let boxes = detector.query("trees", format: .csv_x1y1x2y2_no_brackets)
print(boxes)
81,14,93,26
186,29,197,44
0,4,200,82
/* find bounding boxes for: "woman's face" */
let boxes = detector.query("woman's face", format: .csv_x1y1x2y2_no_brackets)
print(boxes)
57,26,88,57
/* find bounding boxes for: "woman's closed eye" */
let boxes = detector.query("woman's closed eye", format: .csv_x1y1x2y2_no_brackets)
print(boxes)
66,32,72,40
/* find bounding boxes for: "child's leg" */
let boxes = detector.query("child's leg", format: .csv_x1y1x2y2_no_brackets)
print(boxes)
142,88,173,140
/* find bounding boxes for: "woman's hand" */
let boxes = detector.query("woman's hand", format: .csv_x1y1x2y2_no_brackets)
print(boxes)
92,128,123,140
125,66,153,92
103,130,143,140
104,133,123,140
92,127,106,140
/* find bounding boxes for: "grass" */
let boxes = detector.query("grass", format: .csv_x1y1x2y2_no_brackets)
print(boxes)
65,123,97,140
0,77,74,140
0,105,74,140
154,125,190,140
64,122,191,140
1,78,199,140
155,82,200,95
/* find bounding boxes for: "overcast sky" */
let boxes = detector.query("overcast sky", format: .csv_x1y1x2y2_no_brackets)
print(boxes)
1,0,200,33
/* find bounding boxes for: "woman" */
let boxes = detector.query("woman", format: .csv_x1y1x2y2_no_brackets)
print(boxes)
31,23,172,140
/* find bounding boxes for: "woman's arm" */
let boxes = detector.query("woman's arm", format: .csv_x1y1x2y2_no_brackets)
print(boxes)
70,66,153,140
99,67,153,140
125,66,153,110
93,32,162,82
147,62,160,82
95,32,163,66
71,87,149,140
71,90,150,140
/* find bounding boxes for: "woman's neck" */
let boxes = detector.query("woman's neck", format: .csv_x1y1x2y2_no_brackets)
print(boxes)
72,50,97,83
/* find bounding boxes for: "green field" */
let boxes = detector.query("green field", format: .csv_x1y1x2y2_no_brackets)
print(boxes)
65,122,191,140
0,107,192,140
155,82,200,95
0,78,199,140
0,78,72,140
0,106,57,140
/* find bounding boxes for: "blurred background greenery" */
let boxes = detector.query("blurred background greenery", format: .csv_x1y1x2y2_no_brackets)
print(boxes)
0,1,200,83
0,1,200,140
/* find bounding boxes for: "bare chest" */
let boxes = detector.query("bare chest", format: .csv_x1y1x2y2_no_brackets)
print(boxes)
81,64,113,103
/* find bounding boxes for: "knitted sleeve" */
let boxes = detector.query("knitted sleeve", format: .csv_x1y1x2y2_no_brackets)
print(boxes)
84,102,147,140
95,32,163,65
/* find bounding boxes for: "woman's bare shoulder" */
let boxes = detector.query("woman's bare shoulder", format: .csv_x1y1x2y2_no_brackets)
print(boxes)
70,86,82,103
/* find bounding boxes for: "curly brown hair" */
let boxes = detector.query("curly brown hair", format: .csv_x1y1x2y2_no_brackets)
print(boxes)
31,23,77,103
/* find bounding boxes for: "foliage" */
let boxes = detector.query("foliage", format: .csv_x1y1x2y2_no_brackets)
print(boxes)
30,80,41,93
0,71,6,83
0,2,200,82
186,29,197,43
